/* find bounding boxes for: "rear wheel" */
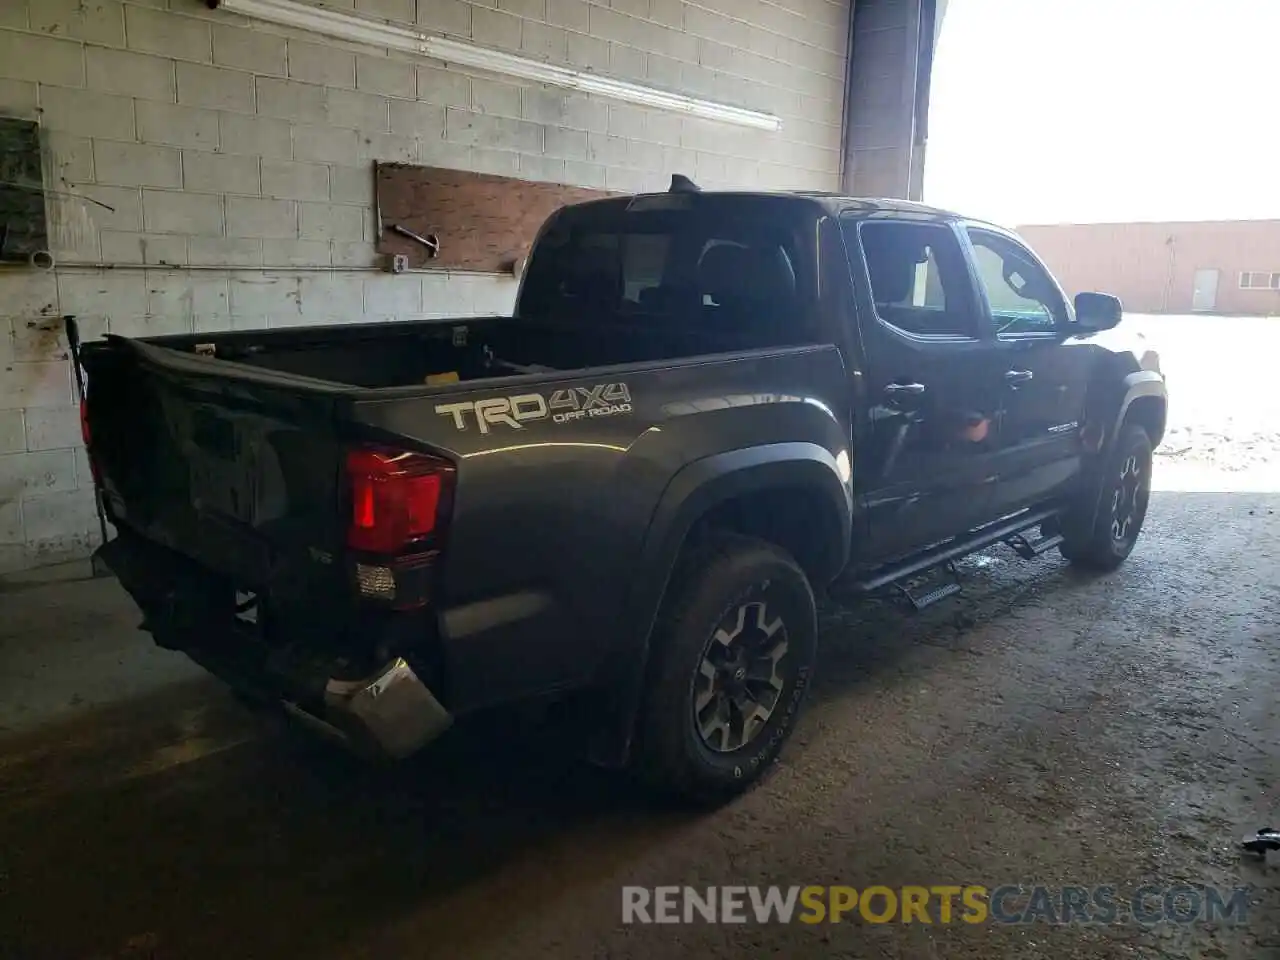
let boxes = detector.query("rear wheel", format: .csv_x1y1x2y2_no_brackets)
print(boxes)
636,533,817,803
1060,423,1153,570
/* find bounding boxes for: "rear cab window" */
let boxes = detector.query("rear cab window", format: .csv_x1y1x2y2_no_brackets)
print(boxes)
516,195,818,345
840,218,983,340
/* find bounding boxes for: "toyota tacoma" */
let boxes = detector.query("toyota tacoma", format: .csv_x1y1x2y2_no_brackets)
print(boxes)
81,183,1166,801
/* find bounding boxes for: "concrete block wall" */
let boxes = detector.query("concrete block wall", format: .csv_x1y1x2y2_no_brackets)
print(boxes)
845,0,921,198
0,0,849,573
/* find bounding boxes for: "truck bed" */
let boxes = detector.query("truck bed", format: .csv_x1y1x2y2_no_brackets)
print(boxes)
81,313,848,720
137,313,801,391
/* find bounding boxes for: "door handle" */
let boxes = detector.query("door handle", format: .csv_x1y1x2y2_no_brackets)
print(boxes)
884,382,926,399
1004,369,1034,386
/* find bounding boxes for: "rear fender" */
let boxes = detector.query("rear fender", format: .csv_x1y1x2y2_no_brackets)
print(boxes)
587,442,852,767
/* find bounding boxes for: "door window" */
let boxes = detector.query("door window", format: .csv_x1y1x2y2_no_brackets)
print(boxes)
967,229,1067,336
849,221,979,339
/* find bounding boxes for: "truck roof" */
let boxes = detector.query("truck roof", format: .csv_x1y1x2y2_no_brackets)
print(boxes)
792,192,960,218
562,189,967,223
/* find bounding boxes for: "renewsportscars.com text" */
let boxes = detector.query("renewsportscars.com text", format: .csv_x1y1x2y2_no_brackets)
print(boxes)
621,885,1250,926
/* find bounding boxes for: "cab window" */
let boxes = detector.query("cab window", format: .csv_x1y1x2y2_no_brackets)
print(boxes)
519,201,811,343
849,220,980,339
967,229,1067,336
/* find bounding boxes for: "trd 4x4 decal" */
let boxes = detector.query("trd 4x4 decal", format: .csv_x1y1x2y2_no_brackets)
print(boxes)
435,383,632,433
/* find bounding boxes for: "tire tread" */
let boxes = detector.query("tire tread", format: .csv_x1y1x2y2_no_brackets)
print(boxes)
1060,423,1152,571
635,531,815,803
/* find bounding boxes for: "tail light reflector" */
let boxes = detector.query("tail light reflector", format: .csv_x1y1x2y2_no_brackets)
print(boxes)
80,398,100,483
346,448,453,555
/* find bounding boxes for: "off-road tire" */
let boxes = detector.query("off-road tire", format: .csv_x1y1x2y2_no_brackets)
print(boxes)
635,532,817,804
1060,423,1153,571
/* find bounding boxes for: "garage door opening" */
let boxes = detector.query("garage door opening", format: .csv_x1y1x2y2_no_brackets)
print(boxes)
922,0,1280,489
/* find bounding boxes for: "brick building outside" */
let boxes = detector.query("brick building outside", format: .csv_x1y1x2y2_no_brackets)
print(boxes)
1017,220,1280,317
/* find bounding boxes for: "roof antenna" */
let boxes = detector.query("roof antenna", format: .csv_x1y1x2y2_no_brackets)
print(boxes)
669,174,701,194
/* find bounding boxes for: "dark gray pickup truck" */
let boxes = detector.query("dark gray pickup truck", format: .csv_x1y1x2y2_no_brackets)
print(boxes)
82,184,1166,800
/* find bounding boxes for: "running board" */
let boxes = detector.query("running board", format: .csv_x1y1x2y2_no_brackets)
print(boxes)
846,506,1061,595
895,562,962,611
1004,532,1064,560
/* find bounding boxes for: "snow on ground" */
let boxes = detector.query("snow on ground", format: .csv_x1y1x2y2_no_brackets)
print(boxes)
1130,314,1280,487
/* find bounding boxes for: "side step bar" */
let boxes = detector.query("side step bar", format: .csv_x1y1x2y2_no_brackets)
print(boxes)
1004,531,1065,560
895,562,962,611
846,506,1062,596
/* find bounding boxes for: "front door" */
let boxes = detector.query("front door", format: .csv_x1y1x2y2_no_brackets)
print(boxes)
964,226,1091,514
843,217,1004,562
1191,268,1219,312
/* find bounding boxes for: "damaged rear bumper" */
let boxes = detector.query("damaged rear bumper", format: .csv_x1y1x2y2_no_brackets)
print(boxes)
188,645,454,761
323,657,452,759
95,534,453,760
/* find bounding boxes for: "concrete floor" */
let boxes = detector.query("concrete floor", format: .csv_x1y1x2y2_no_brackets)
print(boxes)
1,458,1278,960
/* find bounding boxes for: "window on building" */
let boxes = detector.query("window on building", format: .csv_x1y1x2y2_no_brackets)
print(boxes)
1238,271,1280,290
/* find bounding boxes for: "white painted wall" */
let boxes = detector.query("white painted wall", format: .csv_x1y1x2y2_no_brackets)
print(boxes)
0,0,849,573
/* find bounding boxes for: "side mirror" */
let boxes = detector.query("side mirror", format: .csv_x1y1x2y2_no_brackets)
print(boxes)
1074,292,1122,331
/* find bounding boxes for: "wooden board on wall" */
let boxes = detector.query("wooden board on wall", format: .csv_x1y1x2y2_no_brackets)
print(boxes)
375,163,615,272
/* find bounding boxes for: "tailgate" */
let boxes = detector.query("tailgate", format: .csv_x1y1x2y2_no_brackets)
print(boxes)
82,338,352,612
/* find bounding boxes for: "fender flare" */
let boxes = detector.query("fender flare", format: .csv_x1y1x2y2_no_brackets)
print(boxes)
1110,370,1167,449
1077,371,1167,533
588,442,852,767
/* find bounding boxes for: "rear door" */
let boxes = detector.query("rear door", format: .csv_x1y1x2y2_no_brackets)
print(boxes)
842,215,1005,561
962,225,1090,515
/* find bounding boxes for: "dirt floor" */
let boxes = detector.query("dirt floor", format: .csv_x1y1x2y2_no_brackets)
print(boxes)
1,316,1278,959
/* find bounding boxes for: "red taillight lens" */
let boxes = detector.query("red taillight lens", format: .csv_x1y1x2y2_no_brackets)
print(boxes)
80,399,100,483
346,448,452,554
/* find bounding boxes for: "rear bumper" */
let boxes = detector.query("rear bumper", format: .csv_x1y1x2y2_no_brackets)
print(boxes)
185,642,453,760
95,534,453,760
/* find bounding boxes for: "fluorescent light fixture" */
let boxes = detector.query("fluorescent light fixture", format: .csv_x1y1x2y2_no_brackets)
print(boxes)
422,36,781,130
213,0,782,131
217,0,428,52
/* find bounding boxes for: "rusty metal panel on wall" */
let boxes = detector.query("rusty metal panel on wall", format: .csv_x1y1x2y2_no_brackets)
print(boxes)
375,163,614,273
0,117,48,262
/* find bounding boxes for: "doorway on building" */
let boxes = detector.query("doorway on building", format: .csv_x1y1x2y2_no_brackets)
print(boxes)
1191,268,1219,312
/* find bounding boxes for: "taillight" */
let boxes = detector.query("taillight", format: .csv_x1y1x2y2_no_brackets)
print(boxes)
80,398,100,483
346,448,453,555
